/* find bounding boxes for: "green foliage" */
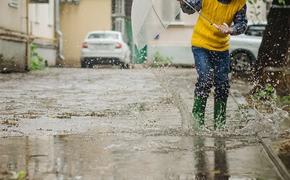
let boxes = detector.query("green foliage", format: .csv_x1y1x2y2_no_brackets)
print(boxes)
278,95,290,111
249,84,278,112
16,170,26,180
252,84,277,101
30,44,45,71
277,0,286,5
151,51,172,67
280,96,290,105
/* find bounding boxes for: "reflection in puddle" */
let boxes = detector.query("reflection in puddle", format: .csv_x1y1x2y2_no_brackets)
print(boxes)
194,136,209,179
194,137,229,180
214,138,229,180
0,135,282,179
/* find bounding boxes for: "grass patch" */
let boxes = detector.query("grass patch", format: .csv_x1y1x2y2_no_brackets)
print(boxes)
151,51,172,68
278,95,290,111
30,44,46,71
247,84,277,113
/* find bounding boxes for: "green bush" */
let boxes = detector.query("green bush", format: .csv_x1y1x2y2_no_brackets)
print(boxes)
252,84,277,101
152,51,172,67
30,44,45,71
279,95,290,105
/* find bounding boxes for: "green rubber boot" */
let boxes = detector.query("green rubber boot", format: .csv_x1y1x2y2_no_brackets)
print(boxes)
192,96,207,129
214,99,227,130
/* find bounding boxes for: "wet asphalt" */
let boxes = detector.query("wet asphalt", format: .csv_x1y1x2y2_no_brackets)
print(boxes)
0,68,288,179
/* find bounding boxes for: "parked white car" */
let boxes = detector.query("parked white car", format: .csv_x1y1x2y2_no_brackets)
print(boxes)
80,31,131,68
230,24,266,76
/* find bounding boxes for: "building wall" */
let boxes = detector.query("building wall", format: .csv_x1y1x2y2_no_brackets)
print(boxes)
147,12,197,65
29,1,57,66
0,0,27,33
149,13,197,46
0,0,28,72
61,0,112,67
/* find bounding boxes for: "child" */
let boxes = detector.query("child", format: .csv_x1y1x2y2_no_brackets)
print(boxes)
178,0,248,129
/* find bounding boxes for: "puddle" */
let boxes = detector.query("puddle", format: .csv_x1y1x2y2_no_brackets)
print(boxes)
272,138,290,175
0,135,282,179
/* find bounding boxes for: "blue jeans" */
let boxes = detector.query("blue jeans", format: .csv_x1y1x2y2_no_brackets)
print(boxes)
192,47,231,100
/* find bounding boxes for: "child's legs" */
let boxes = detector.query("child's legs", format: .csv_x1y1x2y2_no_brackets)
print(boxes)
210,51,231,100
192,47,214,99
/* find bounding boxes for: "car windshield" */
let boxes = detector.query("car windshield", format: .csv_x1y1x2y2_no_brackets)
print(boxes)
245,25,266,37
88,33,119,39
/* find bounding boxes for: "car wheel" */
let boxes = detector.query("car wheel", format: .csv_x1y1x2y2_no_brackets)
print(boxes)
120,63,130,69
81,60,93,68
231,50,256,79
81,61,87,68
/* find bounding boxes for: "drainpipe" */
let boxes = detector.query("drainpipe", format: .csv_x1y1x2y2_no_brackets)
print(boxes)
25,0,30,71
55,0,64,66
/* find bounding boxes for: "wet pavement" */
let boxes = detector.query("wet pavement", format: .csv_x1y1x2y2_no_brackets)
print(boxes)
0,68,181,136
0,68,289,179
0,135,282,179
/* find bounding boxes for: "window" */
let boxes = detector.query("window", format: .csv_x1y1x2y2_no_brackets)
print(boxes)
30,0,49,3
88,33,119,40
35,4,40,23
8,0,19,9
113,0,124,15
245,25,266,37
61,0,80,5
114,18,125,33
125,0,133,17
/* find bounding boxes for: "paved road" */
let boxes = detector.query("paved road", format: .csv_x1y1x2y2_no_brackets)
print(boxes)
0,68,286,179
